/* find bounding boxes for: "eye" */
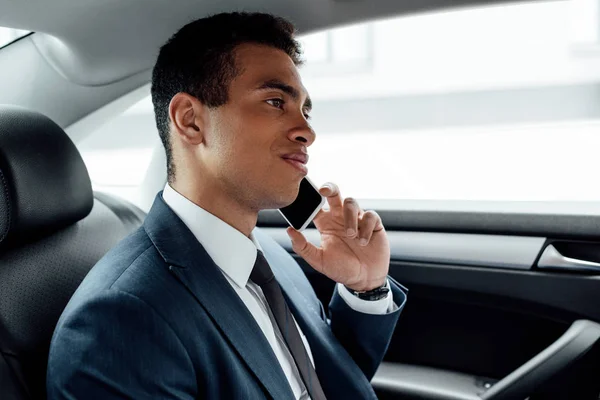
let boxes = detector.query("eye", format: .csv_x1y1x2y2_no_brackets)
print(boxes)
266,98,285,109
303,110,311,120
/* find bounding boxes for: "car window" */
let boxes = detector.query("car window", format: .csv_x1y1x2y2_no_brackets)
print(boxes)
0,27,30,49
301,0,600,203
77,94,158,207
78,0,600,207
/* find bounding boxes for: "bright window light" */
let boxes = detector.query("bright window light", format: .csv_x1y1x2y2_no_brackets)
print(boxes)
0,27,30,49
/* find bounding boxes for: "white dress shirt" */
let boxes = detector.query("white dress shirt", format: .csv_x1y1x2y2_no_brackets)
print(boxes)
162,184,394,399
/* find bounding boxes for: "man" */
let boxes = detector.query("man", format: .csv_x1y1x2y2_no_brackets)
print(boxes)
47,12,407,400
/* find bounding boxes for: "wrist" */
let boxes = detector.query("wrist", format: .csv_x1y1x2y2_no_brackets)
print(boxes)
343,280,390,301
345,277,387,292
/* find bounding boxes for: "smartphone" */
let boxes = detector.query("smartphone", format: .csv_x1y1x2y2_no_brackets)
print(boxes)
278,177,326,231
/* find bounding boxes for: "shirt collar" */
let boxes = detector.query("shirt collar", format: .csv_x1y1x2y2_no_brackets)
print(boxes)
162,183,262,288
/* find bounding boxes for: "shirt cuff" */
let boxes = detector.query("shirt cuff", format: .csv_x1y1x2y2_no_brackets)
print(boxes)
337,279,396,315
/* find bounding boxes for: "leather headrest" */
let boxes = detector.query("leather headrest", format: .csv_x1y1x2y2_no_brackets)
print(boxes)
0,106,93,248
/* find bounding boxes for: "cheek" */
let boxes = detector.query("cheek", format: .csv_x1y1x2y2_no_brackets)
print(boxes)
235,139,273,172
215,106,280,173
216,132,268,176
233,126,277,164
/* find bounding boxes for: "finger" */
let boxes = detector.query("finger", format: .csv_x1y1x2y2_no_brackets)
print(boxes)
357,210,381,246
311,208,327,224
343,197,361,238
286,227,324,272
319,182,343,213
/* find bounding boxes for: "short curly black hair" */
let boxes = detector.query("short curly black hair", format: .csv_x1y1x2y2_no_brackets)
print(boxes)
151,12,303,183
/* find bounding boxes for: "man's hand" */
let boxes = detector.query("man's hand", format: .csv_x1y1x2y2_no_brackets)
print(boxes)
286,182,390,291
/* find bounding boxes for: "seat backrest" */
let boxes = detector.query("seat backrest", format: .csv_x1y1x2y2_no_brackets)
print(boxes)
0,106,146,400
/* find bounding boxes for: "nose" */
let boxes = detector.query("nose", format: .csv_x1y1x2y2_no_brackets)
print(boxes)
287,117,316,147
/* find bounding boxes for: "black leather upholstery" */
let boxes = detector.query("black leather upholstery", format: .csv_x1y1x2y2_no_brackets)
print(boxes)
0,107,146,399
0,106,93,249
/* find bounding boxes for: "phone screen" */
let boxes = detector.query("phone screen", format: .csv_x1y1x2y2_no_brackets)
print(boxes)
278,178,325,230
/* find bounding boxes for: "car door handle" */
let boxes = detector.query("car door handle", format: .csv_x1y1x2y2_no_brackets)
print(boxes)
537,244,600,272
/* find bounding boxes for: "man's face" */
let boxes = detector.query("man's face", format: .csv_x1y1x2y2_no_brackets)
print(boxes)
205,43,315,211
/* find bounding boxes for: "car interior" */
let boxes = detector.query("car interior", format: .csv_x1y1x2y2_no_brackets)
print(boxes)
1,0,600,399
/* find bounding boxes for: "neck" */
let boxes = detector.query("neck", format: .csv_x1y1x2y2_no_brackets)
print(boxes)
170,179,258,238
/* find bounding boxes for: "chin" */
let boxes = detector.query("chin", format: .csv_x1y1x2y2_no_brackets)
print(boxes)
258,181,300,210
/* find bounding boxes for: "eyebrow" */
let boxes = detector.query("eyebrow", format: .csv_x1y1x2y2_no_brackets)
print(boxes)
256,79,312,111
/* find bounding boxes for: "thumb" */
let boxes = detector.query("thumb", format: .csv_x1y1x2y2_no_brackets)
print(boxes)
286,227,323,272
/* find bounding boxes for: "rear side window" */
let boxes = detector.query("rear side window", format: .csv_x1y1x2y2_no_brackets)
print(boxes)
76,93,158,207
0,27,30,49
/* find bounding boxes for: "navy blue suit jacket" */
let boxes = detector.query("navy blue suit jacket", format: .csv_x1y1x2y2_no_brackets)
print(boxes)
47,194,406,399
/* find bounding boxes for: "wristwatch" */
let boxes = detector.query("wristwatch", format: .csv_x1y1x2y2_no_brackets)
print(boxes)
344,283,390,301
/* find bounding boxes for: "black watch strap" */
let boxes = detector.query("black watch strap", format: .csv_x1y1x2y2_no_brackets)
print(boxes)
344,283,390,301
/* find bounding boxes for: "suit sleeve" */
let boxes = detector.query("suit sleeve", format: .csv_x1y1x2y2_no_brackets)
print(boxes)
328,277,407,380
47,289,196,400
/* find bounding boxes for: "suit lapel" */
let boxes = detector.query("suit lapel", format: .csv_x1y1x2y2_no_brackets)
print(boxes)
254,229,378,400
144,194,294,400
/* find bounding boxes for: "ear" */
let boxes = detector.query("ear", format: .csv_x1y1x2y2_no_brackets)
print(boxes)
168,93,207,145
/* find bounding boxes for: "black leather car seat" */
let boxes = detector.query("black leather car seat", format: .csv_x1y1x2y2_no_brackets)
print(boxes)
0,105,146,399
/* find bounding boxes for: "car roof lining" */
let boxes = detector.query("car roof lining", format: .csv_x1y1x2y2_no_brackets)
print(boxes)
0,0,532,86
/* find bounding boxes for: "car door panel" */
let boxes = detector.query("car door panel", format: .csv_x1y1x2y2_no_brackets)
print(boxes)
258,209,600,399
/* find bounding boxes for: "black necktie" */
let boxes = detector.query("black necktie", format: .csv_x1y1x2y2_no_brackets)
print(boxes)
250,251,327,400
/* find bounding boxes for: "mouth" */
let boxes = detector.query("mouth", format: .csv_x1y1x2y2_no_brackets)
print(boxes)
281,153,309,176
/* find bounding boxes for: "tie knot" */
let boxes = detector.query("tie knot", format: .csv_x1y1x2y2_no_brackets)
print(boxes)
250,251,275,286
